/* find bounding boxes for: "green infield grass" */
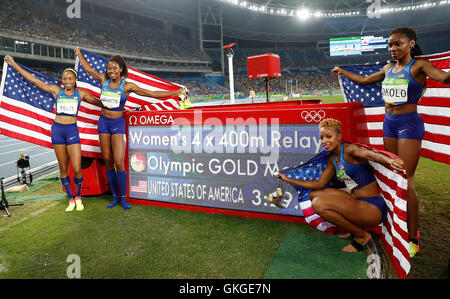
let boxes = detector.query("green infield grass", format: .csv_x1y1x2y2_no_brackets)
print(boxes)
0,155,447,279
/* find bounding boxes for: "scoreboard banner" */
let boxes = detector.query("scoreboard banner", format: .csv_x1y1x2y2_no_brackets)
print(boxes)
125,101,368,221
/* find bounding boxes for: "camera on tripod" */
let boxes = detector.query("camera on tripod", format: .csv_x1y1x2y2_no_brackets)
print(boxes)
1,176,25,217
16,153,32,186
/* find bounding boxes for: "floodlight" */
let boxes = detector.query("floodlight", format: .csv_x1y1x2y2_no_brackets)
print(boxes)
297,8,310,20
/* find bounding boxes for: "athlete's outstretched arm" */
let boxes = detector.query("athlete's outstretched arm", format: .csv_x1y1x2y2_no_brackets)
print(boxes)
418,59,450,84
347,143,405,173
277,156,336,190
74,47,106,84
4,55,60,98
331,63,392,85
78,89,101,107
125,82,184,98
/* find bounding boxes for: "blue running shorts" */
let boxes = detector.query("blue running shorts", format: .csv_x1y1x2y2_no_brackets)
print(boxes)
359,196,388,223
383,111,425,141
51,122,80,145
97,114,126,135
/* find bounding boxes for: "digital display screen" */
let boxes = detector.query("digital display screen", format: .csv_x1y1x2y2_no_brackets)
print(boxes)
330,36,388,56
128,123,323,217
361,35,388,52
330,37,361,56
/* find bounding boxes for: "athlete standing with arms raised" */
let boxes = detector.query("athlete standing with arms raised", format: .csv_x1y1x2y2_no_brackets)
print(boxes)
75,47,184,210
4,55,101,212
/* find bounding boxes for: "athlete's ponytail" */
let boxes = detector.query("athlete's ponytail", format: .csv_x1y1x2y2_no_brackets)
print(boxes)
390,27,424,58
411,43,424,58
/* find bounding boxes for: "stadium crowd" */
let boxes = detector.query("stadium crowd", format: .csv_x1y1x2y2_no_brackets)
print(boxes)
0,0,408,97
170,78,228,96
0,0,208,61
167,71,341,97
232,47,392,72
233,71,340,95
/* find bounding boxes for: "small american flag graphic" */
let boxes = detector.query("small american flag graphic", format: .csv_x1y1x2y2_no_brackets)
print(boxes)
130,179,148,194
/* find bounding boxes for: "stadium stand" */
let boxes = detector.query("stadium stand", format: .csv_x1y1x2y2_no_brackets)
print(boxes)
0,0,208,61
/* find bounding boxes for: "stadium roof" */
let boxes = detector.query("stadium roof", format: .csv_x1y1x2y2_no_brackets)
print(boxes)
92,0,450,42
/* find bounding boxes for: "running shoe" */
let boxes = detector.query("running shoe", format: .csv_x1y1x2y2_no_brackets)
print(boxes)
409,241,420,258
75,197,84,211
65,200,76,212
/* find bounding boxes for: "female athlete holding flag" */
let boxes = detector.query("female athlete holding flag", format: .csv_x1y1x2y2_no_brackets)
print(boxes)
4,55,101,212
331,27,450,257
75,47,184,210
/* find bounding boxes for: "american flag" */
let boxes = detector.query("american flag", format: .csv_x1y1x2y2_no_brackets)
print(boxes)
280,150,340,234
0,50,184,158
130,179,148,194
281,146,410,279
338,51,450,165
0,63,59,149
75,49,184,112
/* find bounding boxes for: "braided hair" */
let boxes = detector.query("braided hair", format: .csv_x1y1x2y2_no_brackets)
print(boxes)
390,27,424,57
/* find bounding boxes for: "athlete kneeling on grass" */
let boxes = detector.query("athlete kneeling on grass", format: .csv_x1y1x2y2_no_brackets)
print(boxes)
4,56,101,212
277,118,405,252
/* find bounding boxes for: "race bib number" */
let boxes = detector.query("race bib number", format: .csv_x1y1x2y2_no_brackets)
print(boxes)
56,97,78,115
336,166,358,191
382,78,409,105
100,90,121,109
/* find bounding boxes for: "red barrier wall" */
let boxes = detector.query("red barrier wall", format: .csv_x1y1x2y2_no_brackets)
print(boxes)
65,157,109,196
